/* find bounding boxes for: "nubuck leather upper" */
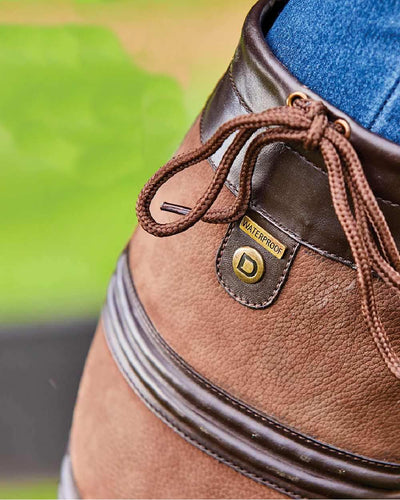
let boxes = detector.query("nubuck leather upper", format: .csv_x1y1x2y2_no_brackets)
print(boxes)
62,1,400,498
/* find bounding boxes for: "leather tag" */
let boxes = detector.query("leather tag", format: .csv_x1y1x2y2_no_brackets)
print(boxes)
216,210,299,309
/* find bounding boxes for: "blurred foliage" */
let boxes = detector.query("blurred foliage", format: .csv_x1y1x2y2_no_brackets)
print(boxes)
0,0,254,498
0,479,57,499
0,0,253,323
0,25,187,323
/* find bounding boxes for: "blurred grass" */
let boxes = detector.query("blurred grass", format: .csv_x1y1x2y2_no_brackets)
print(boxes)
0,479,57,499
0,2,252,496
0,25,187,323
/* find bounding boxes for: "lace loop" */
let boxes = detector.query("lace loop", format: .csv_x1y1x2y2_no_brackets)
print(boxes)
136,97,400,380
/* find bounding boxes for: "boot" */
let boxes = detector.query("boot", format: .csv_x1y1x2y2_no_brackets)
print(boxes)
61,0,400,498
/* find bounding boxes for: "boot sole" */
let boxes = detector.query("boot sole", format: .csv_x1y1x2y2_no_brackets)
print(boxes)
58,453,80,500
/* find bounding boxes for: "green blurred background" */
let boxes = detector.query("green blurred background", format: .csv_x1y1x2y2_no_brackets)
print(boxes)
0,0,253,497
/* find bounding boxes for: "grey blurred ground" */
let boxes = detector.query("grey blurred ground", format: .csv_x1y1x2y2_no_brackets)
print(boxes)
0,319,95,480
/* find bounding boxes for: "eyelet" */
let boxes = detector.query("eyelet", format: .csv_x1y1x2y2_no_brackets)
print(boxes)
334,118,351,139
286,91,308,107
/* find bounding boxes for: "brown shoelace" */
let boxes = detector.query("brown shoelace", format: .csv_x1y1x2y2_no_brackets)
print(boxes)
137,96,400,380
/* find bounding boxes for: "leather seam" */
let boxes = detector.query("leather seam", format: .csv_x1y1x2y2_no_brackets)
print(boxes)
200,91,354,268
204,144,355,268
204,141,392,267
103,315,303,500
228,65,335,183
227,65,400,212
216,223,300,308
250,203,354,267
202,69,399,263
228,64,253,113
125,250,400,471
378,196,400,209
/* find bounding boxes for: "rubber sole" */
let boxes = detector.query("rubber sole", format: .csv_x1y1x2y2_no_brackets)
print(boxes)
58,453,80,500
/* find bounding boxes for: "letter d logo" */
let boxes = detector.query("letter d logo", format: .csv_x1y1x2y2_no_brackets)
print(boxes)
232,247,264,284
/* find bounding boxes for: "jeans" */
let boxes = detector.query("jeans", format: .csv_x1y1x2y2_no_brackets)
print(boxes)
266,0,400,144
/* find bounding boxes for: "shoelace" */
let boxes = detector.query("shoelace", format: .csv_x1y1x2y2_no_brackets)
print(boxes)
136,94,400,380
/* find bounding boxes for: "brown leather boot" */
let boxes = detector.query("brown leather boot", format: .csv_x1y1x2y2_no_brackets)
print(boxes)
61,1,400,498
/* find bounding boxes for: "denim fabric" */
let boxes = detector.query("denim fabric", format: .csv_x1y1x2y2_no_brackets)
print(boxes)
267,0,400,144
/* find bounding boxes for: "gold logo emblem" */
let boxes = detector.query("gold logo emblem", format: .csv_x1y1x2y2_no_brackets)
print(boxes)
232,247,264,284
239,216,286,259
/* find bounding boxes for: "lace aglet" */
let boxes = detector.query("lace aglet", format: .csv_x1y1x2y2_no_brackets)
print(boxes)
160,202,191,216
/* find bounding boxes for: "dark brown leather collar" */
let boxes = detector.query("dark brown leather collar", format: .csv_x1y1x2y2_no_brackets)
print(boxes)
201,0,400,267
103,250,400,499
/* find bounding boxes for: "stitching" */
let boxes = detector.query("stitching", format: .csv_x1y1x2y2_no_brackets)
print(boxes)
200,70,400,268
200,74,352,267
204,68,326,180
227,63,254,113
377,196,400,209
250,201,355,268
228,65,332,182
106,338,302,499
229,65,355,196
304,248,328,261
129,265,400,468
215,223,299,308
205,130,395,266
103,292,302,500
119,251,400,471
226,71,400,228
228,64,253,113
230,69,400,211
368,74,400,130
210,160,355,268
